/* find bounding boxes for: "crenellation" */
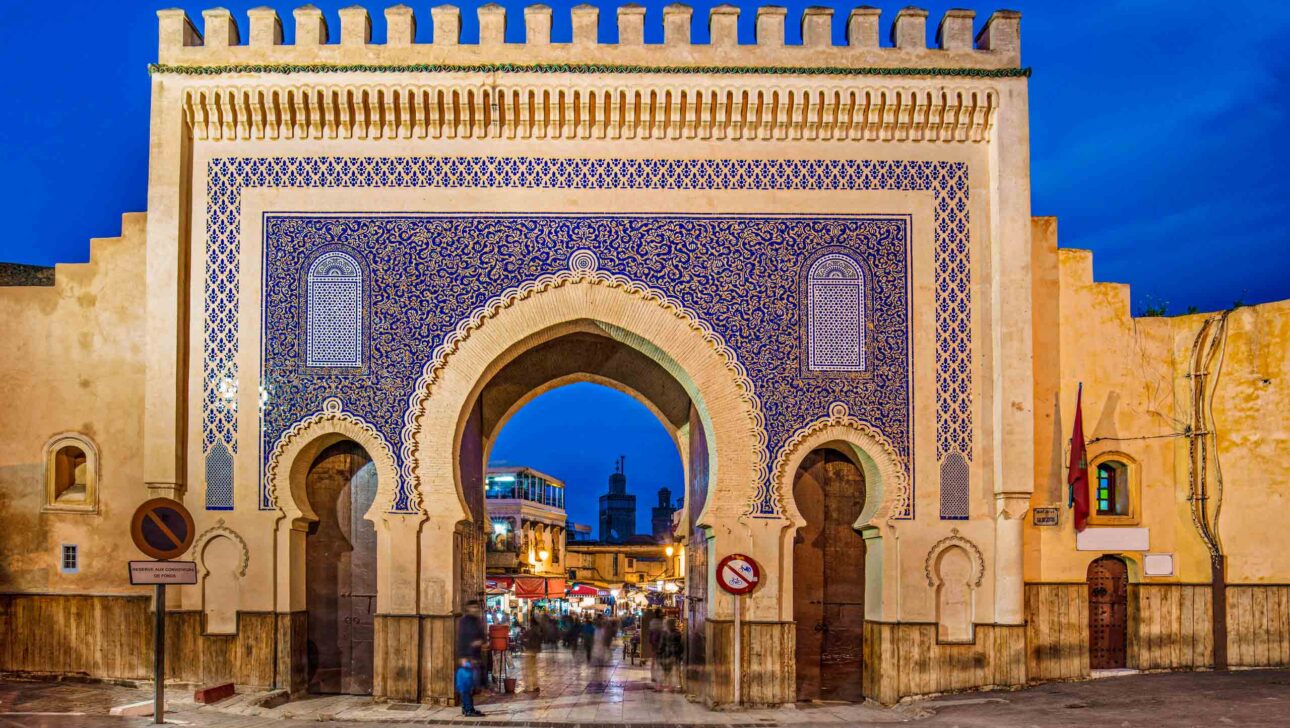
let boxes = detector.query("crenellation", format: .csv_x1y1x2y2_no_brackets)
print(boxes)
202,8,240,48
801,7,833,48
847,7,881,48
385,5,415,46
618,4,646,46
157,8,201,56
664,5,692,46
975,9,1020,53
293,5,328,46
937,9,975,51
755,6,787,46
152,4,1023,70
338,6,371,46
478,3,506,45
431,5,460,46
247,7,283,47
571,5,598,46
709,5,739,47
526,5,553,45
892,7,928,50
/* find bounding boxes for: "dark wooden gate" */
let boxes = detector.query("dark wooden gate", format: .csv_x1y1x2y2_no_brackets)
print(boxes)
305,441,378,695
793,448,866,702
1087,556,1128,669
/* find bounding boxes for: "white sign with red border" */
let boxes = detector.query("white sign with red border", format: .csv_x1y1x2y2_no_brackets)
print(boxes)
716,553,761,596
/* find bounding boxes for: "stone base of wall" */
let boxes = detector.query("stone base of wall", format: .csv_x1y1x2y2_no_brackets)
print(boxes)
863,621,1027,705
1026,582,1290,679
702,619,794,707
0,595,278,688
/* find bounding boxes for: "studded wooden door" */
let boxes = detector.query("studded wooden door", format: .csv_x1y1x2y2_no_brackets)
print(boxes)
305,441,378,695
1087,556,1128,669
793,448,866,702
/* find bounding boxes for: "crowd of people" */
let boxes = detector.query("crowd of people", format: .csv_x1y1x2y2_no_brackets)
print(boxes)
454,601,687,717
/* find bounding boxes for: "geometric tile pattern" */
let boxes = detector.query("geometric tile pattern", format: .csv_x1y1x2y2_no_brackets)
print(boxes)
201,156,973,519
204,440,234,511
938,451,970,520
305,250,364,369
807,253,866,372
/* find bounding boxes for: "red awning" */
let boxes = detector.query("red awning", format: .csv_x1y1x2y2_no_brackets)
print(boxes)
566,584,598,597
488,575,568,599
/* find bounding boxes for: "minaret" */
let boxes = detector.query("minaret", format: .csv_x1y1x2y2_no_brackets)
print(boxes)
651,486,678,543
598,456,637,543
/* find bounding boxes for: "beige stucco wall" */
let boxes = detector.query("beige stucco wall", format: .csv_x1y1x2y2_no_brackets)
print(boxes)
0,213,151,594
1028,217,1290,585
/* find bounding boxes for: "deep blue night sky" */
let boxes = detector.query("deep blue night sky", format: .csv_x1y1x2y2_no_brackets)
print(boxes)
490,383,682,535
3,2,1287,515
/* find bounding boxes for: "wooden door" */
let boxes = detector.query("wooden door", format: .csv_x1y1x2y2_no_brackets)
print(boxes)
305,441,378,695
1087,556,1128,669
793,448,866,702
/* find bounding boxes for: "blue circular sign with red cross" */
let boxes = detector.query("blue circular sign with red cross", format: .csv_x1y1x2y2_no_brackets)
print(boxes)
130,498,195,561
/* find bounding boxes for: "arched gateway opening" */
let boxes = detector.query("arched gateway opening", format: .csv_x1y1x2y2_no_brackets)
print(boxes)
792,447,866,702
458,328,697,693
304,440,378,695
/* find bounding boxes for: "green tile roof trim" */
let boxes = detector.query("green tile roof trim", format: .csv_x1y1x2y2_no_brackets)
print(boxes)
149,62,1031,78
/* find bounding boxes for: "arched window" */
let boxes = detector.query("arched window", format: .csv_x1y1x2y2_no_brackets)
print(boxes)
806,253,866,373
43,433,99,514
305,250,364,369
1096,461,1130,516
1088,454,1138,525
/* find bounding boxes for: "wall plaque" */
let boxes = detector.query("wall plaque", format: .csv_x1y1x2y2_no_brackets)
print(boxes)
1032,507,1060,527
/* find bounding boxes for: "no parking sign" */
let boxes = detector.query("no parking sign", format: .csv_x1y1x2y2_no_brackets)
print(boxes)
716,553,761,596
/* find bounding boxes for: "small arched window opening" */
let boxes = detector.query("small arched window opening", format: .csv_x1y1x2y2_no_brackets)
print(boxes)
806,253,867,373
305,250,364,369
1088,454,1138,525
43,433,99,514
1096,461,1130,516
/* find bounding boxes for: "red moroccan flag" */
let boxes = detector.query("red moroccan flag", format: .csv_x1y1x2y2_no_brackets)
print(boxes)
1068,383,1090,532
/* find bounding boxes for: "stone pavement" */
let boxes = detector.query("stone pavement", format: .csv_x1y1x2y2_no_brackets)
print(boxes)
2,666,1289,727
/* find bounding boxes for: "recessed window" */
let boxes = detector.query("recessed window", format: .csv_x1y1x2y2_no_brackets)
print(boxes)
1088,455,1138,525
305,250,364,369
43,433,99,514
1096,462,1130,516
60,544,79,574
806,253,867,373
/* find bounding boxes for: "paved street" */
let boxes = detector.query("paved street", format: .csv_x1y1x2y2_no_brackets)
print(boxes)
2,667,1288,727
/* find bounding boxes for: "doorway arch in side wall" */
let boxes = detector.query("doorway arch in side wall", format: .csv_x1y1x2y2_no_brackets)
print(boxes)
303,440,378,695
1088,555,1129,670
791,446,866,703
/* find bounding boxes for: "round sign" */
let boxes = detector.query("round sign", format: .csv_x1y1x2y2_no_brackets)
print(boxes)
716,553,762,596
130,498,195,561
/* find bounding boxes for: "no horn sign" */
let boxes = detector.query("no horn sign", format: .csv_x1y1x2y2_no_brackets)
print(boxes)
130,498,195,561
717,553,761,596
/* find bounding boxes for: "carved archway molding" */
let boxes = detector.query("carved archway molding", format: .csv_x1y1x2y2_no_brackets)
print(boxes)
264,397,402,522
194,518,250,577
399,249,770,518
772,401,909,529
924,528,986,588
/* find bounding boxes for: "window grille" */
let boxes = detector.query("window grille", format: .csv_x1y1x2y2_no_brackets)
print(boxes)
305,251,363,369
807,254,866,372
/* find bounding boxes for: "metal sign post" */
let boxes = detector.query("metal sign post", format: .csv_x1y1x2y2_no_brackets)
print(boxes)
129,498,195,725
154,583,166,724
715,553,762,708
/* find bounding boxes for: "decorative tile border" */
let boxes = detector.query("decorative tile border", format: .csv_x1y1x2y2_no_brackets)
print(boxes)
202,156,972,519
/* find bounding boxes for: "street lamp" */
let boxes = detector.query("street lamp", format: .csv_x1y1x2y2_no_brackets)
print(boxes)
538,549,550,562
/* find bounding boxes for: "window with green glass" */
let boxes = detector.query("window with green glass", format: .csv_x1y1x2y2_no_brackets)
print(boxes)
1095,461,1130,516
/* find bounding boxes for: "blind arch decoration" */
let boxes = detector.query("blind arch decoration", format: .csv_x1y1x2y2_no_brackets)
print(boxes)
305,250,364,369
807,253,867,373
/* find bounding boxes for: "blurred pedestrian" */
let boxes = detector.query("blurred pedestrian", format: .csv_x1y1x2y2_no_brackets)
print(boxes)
455,600,486,716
